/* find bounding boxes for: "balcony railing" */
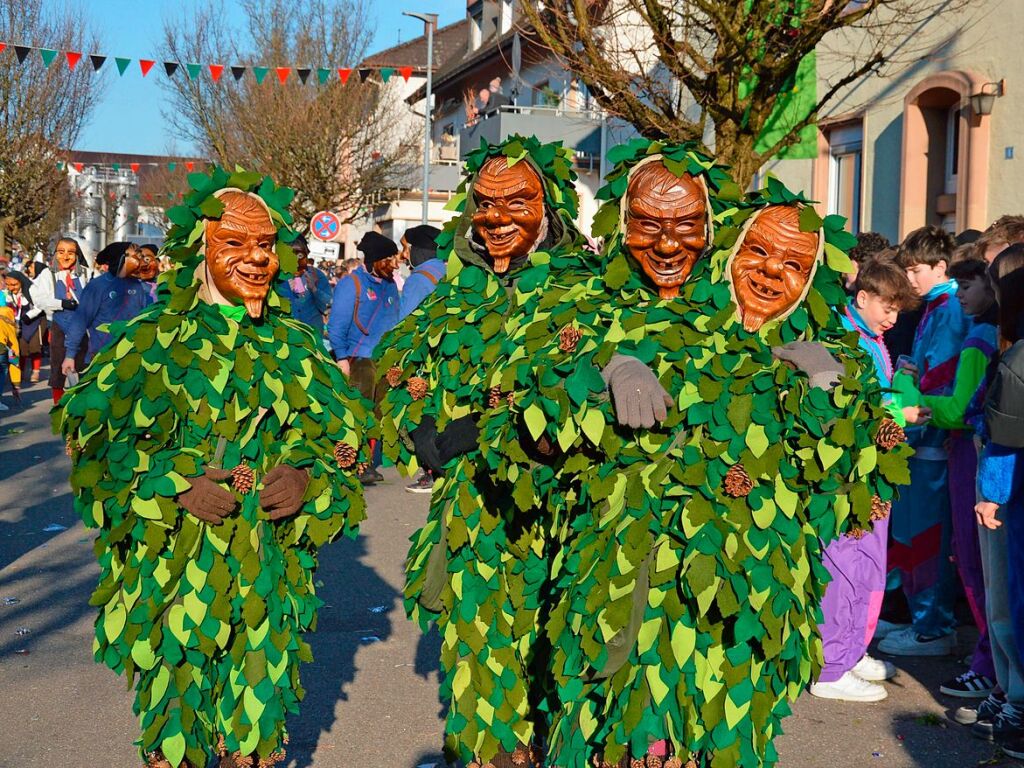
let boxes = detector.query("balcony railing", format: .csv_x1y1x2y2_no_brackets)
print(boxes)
460,104,604,160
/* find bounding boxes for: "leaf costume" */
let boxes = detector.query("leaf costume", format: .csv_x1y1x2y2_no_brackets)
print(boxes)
54,168,370,768
475,141,912,768
374,137,595,764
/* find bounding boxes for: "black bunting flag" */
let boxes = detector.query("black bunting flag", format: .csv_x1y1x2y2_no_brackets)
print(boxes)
89,54,106,71
14,45,30,64
230,65,246,81
164,62,179,77
296,67,311,84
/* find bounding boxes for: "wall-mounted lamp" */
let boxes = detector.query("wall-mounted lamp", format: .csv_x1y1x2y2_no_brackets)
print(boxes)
970,80,1004,116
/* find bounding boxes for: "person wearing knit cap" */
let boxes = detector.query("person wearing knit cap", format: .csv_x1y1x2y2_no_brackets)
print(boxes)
278,234,333,338
328,230,400,484
62,241,157,373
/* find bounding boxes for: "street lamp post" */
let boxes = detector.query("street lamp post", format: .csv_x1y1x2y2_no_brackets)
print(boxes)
403,10,438,226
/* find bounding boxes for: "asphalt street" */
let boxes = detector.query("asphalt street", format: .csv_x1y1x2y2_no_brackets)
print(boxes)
0,370,1015,767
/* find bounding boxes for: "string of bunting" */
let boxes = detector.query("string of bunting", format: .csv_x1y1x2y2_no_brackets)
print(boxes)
0,41,422,84
56,160,206,173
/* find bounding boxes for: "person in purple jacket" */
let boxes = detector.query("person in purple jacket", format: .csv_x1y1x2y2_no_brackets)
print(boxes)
327,231,400,484
810,258,923,702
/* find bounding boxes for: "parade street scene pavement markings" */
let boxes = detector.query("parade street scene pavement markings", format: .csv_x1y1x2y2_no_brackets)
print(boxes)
0,382,1008,767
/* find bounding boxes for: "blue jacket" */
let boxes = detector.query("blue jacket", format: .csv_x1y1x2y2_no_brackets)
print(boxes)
279,267,332,335
399,258,445,320
327,264,399,360
65,273,154,362
840,301,894,388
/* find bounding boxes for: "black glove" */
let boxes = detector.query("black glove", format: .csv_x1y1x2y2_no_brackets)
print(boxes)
436,415,480,465
61,298,78,311
601,354,673,428
259,465,310,520
410,416,445,474
772,341,843,391
178,467,237,524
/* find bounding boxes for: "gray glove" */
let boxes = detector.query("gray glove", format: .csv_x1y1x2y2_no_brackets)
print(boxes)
772,341,843,391
601,354,673,428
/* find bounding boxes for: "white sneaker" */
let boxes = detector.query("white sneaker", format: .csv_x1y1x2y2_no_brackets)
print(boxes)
852,654,897,681
810,671,888,702
878,628,957,657
873,619,910,640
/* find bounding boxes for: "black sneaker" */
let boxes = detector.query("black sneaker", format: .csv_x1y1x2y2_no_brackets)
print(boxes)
941,670,996,698
1000,730,1024,759
973,703,1023,742
956,690,1007,725
357,468,378,486
405,473,434,494
370,468,385,483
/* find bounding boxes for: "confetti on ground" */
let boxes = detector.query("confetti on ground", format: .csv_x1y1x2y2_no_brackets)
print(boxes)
14,649,29,655
2,597,19,606
360,636,382,643
368,605,388,613
42,524,67,532
15,627,31,636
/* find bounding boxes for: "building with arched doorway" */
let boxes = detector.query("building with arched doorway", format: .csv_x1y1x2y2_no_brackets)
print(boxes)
765,1,1015,242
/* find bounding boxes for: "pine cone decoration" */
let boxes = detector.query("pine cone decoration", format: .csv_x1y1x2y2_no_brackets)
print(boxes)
231,464,255,494
356,461,369,475
406,376,429,400
871,494,892,521
511,746,530,766
684,761,698,768
507,391,516,408
65,437,75,457
489,386,504,408
334,441,357,468
632,760,646,768
646,756,663,768
559,325,582,352
145,753,171,768
847,527,867,540
664,759,683,768
386,365,404,387
467,763,481,768
257,750,287,768
876,418,906,450
723,464,754,498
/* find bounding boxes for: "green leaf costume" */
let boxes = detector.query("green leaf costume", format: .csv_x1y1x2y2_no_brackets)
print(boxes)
374,137,597,764
475,141,912,767
53,168,370,768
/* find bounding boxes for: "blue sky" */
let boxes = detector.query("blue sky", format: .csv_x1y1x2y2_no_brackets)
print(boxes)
61,0,465,156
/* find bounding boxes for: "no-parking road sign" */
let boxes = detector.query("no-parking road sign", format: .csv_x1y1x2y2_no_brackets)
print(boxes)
310,210,342,242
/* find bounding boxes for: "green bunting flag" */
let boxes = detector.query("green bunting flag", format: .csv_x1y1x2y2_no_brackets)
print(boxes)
115,57,131,75
252,66,269,84
379,66,394,82
39,48,57,67
185,63,202,80
316,67,330,84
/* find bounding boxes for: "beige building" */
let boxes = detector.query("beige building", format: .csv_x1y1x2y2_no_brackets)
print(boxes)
766,1,1014,242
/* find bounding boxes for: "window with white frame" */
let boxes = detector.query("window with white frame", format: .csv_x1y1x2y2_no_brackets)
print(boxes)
827,122,863,234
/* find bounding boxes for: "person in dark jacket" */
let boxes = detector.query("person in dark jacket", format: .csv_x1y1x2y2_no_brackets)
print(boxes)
327,231,400,484
62,242,157,377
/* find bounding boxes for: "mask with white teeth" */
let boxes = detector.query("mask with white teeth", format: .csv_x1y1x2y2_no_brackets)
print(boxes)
727,205,820,333
470,156,546,274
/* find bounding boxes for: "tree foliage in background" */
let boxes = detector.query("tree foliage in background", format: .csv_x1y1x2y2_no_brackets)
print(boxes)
520,0,975,187
161,0,417,230
0,0,102,253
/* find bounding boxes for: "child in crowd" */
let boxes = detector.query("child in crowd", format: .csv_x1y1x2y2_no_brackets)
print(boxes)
974,245,1024,752
0,304,20,411
976,215,1024,264
903,258,1000,697
880,226,973,657
810,258,920,702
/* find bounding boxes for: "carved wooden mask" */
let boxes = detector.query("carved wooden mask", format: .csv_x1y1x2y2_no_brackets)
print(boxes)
729,205,820,332
623,161,710,299
470,156,546,274
123,246,159,281
205,190,279,318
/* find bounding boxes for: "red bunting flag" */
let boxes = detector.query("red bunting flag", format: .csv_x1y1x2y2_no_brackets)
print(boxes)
139,59,155,76
0,43,5,55
399,66,413,81
66,51,82,70
338,68,352,84
73,162,84,172
129,163,140,172
209,64,224,82
185,161,194,172
275,67,290,84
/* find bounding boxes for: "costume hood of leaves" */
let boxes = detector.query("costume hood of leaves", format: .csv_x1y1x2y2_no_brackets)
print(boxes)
437,134,583,278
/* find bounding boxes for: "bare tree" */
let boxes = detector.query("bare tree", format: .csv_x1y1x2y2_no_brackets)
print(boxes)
160,0,416,230
520,0,976,186
0,0,102,252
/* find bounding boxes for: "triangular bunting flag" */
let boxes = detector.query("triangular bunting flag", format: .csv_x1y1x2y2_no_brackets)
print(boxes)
399,66,413,81
14,46,31,64
66,51,82,70
0,44,6,56
164,61,179,77
296,67,311,84
316,67,330,84
338,68,352,84
358,68,371,82
73,162,84,172
139,59,155,76
209,64,224,82
380,67,394,83
90,54,106,70
252,66,269,84
185,161,195,172
39,48,57,67
231,65,246,81
275,67,290,84
185,63,202,80
112,163,120,171
115,57,131,75
56,161,64,171
129,163,140,172
168,162,177,171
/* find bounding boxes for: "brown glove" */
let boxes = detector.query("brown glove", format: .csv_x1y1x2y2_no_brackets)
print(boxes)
259,465,310,520
178,467,237,524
